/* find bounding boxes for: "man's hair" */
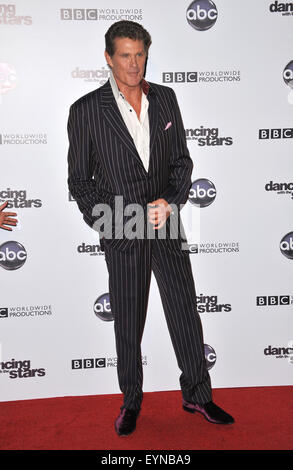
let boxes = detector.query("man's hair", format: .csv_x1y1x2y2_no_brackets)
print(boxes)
105,20,152,57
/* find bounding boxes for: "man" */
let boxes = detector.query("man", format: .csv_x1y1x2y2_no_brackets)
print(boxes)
0,201,17,230
67,20,234,436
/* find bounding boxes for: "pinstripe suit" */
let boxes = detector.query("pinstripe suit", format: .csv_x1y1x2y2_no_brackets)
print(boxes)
67,79,212,409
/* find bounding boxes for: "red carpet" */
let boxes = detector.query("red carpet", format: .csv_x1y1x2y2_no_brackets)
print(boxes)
0,386,292,450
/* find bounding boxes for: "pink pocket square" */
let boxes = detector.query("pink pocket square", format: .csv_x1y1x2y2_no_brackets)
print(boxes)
164,121,172,131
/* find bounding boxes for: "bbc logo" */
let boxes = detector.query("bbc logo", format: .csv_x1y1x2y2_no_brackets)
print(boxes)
60,9,98,20
187,244,199,254
256,295,291,306
72,358,106,369
259,128,293,139
162,72,197,83
0,308,8,318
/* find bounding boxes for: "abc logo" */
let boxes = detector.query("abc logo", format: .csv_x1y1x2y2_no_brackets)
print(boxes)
0,241,27,270
189,178,216,207
204,344,216,370
94,293,113,321
280,232,293,259
283,61,293,88
186,0,218,31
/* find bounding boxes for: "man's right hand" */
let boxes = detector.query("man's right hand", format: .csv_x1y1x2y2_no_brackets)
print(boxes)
0,201,18,231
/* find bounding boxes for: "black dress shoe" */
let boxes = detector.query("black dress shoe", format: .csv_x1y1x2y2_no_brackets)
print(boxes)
183,400,234,424
114,408,140,436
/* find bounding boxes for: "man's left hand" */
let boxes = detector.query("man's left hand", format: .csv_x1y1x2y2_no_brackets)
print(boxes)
147,198,172,230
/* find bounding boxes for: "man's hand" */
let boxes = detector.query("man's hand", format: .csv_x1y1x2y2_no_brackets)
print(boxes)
0,201,18,231
148,198,172,230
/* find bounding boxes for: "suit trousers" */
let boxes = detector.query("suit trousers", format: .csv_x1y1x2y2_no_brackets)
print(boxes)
104,238,212,411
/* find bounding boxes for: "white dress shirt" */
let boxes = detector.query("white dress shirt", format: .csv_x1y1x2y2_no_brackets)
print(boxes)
109,71,150,172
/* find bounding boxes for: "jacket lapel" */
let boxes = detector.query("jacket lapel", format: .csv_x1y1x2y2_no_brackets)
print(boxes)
147,89,159,158
100,81,146,171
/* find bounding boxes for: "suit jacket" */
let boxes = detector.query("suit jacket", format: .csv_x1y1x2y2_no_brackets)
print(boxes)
67,79,193,251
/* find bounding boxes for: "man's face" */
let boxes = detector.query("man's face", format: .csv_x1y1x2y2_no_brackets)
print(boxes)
105,37,147,90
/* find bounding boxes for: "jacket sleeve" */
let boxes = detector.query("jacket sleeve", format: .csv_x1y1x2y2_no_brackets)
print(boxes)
159,88,193,208
67,102,113,228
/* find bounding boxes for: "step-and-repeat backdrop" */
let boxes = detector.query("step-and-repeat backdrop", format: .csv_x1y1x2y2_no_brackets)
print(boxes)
1,0,293,402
